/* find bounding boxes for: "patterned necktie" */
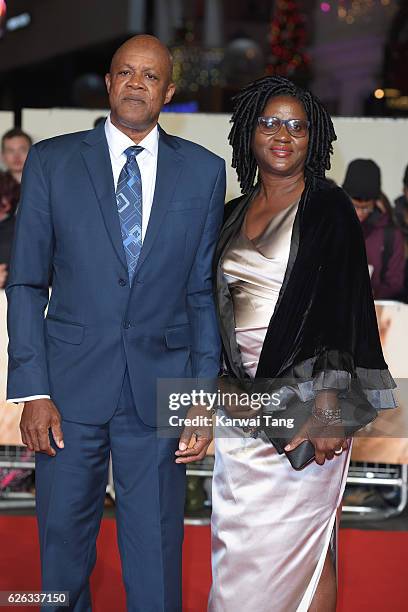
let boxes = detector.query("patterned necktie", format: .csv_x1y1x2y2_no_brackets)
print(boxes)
116,145,144,282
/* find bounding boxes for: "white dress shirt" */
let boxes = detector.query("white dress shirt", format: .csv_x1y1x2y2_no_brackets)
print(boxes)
105,115,159,241
8,116,159,403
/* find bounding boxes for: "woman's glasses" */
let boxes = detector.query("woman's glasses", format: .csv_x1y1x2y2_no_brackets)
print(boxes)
257,116,310,138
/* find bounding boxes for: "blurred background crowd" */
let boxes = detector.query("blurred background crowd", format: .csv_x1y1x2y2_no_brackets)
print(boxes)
1,0,408,298
1,0,408,118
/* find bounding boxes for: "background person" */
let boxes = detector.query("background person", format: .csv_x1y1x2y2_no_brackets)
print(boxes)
343,158,405,300
394,164,408,301
0,172,20,287
1,128,32,185
394,164,408,234
0,129,32,288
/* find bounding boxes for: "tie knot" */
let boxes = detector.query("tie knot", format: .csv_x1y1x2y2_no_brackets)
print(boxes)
124,146,143,162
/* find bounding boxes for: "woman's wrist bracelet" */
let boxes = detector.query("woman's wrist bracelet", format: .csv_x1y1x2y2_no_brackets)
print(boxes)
311,406,342,425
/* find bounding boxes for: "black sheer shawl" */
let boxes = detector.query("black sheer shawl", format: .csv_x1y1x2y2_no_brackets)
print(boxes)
214,179,396,437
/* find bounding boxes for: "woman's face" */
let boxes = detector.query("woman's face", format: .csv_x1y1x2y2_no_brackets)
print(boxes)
252,95,309,178
351,198,375,223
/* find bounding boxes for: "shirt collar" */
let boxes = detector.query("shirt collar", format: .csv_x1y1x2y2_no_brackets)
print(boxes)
104,114,159,160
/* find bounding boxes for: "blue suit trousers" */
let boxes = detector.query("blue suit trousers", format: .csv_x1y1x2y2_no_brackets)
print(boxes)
35,372,186,612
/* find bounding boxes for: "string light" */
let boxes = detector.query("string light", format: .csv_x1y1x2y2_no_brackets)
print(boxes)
320,0,396,23
172,45,224,92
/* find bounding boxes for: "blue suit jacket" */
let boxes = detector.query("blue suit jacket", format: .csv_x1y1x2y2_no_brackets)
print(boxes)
6,123,226,425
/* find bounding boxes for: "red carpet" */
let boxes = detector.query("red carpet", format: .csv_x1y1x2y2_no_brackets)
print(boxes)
0,516,406,611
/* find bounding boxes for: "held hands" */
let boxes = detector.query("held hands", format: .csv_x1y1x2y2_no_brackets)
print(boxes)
175,404,213,464
284,390,348,466
20,399,64,456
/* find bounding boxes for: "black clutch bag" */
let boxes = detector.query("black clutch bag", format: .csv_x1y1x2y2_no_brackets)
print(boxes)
262,425,315,470
262,384,379,470
285,440,315,470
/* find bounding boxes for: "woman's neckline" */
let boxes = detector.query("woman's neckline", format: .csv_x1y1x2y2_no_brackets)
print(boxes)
243,198,300,243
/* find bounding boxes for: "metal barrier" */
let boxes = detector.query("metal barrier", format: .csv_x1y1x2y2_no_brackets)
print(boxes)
1,301,408,519
1,450,407,523
0,446,35,509
343,461,408,519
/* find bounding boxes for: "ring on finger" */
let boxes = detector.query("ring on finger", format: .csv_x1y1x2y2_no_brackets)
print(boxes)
334,448,343,455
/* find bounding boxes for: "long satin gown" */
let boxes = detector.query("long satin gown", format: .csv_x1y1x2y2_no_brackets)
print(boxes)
208,202,351,612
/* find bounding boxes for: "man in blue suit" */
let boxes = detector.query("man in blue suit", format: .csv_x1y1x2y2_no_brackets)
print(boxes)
7,35,225,611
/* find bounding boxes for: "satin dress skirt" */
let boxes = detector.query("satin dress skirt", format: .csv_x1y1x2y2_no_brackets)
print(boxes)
208,338,351,612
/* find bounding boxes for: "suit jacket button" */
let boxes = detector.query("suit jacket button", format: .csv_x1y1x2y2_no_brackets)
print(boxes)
118,278,127,286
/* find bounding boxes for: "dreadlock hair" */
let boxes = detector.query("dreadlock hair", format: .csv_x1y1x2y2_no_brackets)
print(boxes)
229,75,337,194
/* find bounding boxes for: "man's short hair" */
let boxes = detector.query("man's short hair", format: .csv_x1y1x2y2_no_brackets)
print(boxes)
1,128,33,152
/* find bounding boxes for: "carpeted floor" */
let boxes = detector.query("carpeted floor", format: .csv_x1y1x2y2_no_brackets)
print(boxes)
0,516,407,611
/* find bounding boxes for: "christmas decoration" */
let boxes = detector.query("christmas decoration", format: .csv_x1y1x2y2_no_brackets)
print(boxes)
268,0,310,78
319,0,396,24
171,22,224,94
172,45,224,93
0,0,7,38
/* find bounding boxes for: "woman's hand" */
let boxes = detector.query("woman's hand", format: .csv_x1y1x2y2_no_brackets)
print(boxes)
285,390,348,465
284,416,348,465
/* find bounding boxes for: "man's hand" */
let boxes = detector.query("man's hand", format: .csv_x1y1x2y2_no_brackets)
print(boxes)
175,404,213,464
0,263,8,289
20,399,64,456
284,415,348,466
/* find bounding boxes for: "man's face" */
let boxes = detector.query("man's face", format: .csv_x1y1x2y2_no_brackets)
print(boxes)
1,136,30,175
105,39,175,134
351,198,375,223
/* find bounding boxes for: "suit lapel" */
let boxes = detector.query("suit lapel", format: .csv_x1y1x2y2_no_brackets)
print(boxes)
215,198,252,382
81,124,128,271
80,124,183,276
135,127,183,273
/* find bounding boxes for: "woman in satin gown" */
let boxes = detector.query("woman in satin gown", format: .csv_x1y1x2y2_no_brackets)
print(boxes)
208,77,396,612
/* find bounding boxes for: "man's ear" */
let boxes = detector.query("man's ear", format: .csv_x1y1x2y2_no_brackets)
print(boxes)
105,73,111,94
164,82,176,105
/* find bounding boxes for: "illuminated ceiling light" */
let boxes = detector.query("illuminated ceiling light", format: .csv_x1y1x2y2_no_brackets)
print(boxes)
6,12,31,31
384,88,400,98
320,2,331,12
374,89,385,99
